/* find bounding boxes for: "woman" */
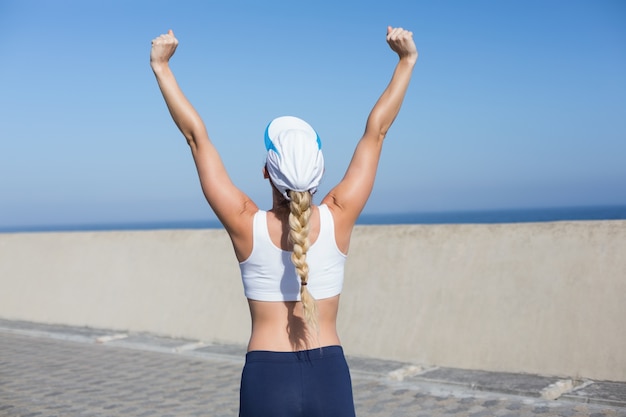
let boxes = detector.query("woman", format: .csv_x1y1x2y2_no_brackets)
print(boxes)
151,26,417,417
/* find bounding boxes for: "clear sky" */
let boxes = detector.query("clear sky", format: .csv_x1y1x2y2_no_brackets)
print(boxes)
1,0,625,228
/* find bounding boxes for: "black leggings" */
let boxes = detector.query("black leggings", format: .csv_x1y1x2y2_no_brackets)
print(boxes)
239,345,356,417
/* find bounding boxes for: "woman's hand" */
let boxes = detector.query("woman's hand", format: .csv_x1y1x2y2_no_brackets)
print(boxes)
386,26,418,63
150,29,179,69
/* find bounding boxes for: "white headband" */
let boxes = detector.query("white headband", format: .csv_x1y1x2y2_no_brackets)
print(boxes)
265,116,324,201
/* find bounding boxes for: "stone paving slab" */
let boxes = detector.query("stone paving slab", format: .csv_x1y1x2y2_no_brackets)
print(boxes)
1,319,625,417
416,367,563,398
194,344,247,358
0,319,112,343
107,333,198,352
564,382,626,408
346,356,411,376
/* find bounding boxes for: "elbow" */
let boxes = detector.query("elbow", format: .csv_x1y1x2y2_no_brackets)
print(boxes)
180,120,206,147
365,114,392,143
374,129,388,144
180,130,198,150
378,123,392,141
183,132,196,147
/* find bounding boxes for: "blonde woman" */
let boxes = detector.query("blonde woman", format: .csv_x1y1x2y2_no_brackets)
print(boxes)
151,26,417,417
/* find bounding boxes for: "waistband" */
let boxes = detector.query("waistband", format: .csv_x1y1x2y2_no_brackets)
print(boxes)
245,345,344,363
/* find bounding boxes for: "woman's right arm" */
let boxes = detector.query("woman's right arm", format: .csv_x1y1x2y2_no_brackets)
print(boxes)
322,27,417,251
151,31,256,259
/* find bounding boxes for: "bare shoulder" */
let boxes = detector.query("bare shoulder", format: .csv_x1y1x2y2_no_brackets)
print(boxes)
321,196,354,254
227,203,259,263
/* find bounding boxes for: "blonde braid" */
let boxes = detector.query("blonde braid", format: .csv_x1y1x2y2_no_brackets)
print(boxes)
288,190,318,329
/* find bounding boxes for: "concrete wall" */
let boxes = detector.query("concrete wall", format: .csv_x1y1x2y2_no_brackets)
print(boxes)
1,221,624,381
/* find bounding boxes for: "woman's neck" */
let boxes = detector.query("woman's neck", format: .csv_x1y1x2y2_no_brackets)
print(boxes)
270,188,290,214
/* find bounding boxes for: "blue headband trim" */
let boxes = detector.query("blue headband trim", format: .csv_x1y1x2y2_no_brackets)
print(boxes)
264,124,279,156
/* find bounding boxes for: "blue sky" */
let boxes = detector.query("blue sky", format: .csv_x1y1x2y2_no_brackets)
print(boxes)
1,0,625,228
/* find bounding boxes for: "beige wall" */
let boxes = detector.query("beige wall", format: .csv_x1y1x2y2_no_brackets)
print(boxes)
1,221,624,381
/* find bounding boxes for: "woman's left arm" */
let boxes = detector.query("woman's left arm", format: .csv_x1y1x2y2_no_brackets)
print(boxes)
150,31,256,253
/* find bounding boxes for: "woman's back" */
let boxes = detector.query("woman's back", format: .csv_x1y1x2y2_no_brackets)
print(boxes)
247,296,341,351
242,204,344,351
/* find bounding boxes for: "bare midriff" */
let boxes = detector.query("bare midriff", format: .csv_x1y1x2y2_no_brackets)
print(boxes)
246,295,341,352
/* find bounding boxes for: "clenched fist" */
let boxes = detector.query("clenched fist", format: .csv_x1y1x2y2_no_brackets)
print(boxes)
150,29,179,68
386,26,418,63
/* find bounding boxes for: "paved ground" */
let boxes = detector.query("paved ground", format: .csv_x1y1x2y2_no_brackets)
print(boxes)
1,320,625,417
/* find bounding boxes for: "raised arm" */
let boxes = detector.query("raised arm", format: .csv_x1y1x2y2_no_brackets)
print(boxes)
150,30,256,256
323,26,417,248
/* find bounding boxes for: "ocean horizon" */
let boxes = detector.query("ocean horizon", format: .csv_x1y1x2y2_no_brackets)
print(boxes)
2,205,625,233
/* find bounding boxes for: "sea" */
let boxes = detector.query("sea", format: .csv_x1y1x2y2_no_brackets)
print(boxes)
2,205,626,233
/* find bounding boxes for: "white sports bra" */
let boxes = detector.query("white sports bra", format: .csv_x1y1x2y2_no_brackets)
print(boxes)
239,204,346,302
